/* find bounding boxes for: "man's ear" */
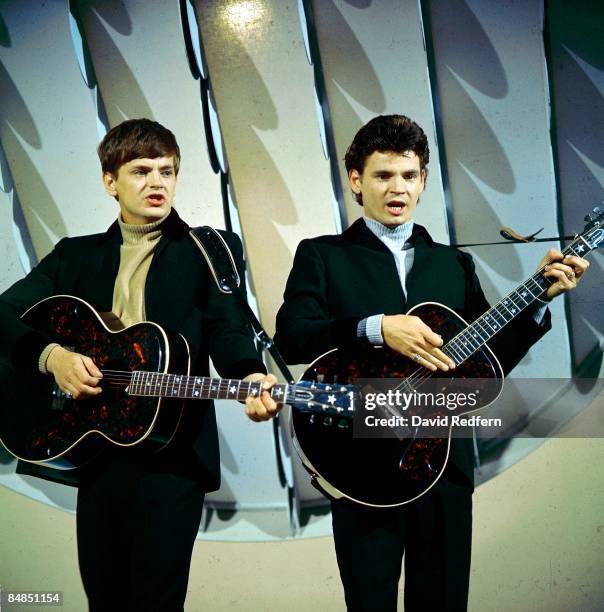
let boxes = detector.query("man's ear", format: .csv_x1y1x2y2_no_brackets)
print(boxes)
349,169,362,195
103,172,118,199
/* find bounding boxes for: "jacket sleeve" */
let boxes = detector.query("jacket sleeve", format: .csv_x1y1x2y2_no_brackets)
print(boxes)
0,239,68,374
460,251,551,375
202,231,266,379
275,239,368,365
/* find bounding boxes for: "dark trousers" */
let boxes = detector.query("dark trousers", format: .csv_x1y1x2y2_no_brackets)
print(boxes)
331,471,473,612
76,449,205,612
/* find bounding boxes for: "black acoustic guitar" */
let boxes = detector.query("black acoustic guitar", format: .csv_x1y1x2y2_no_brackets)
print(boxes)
0,295,353,470
291,208,603,507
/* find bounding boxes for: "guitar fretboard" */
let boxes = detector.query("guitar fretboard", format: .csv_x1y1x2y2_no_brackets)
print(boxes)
128,372,290,402
442,236,595,366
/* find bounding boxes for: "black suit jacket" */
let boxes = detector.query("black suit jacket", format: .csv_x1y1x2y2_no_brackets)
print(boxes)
275,219,551,486
0,209,265,490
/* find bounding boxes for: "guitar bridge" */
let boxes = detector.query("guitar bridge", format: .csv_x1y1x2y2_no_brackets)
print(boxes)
51,385,72,410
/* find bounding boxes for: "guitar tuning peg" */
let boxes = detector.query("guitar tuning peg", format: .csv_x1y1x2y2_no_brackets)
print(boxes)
586,205,602,220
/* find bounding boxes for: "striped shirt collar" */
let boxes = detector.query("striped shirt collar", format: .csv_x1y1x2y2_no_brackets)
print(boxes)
363,216,414,249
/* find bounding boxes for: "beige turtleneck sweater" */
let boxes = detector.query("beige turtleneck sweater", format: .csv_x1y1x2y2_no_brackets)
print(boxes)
111,213,166,327
39,212,169,373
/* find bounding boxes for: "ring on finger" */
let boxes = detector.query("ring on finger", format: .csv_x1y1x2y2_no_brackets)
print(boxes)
412,353,421,362
566,270,575,280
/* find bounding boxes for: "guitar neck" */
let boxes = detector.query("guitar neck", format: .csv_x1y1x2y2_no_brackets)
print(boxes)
127,372,289,403
443,234,598,366
123,372,354,415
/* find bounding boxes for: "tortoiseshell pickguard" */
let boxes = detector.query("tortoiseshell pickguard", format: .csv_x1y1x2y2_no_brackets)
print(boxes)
293,303,504,507
0,296,187,468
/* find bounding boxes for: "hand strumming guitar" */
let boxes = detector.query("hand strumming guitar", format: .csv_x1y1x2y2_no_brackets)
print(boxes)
46,345,103,400
381,314,456,372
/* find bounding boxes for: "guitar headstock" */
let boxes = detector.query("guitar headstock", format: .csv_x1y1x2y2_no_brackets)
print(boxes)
578,204,604,253
584,204,603,226
290,380,356,418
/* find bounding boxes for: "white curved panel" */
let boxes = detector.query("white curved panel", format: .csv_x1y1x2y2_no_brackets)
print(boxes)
312,0,448,241
426,0,570,381
77,0,224,228
210,409,285,507
0,1,114,259
195,0,338,515
76,0,297,524
1,0,597,547
0,194,25,290
427,1,558,242
195,0,336,336
547,2,604,373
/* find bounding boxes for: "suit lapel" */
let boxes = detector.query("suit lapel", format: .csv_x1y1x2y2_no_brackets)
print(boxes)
144,209,191,324
84,208,190,320
344,219,407,313
346,220,443,313
405,225,436,308
70,221,121,312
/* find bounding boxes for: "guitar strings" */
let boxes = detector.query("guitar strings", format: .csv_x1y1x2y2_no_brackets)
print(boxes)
84,381,341,412
65,242,572,408
382,235,597,443
385,237,591,398
56,233,597,415
85,371,346,412
396,236,590,393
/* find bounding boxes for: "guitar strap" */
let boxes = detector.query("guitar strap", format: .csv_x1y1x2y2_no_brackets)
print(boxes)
189,226,295,384
452,225,575,248
189,226,241,293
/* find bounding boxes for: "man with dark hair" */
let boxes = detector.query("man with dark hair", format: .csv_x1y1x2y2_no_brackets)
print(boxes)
275,114,588,610
345,114,429,206
0,118,280,610
97,117,182,176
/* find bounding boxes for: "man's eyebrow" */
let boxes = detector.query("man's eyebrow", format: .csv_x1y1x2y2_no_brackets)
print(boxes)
370,169,420,176
129,163,174,171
